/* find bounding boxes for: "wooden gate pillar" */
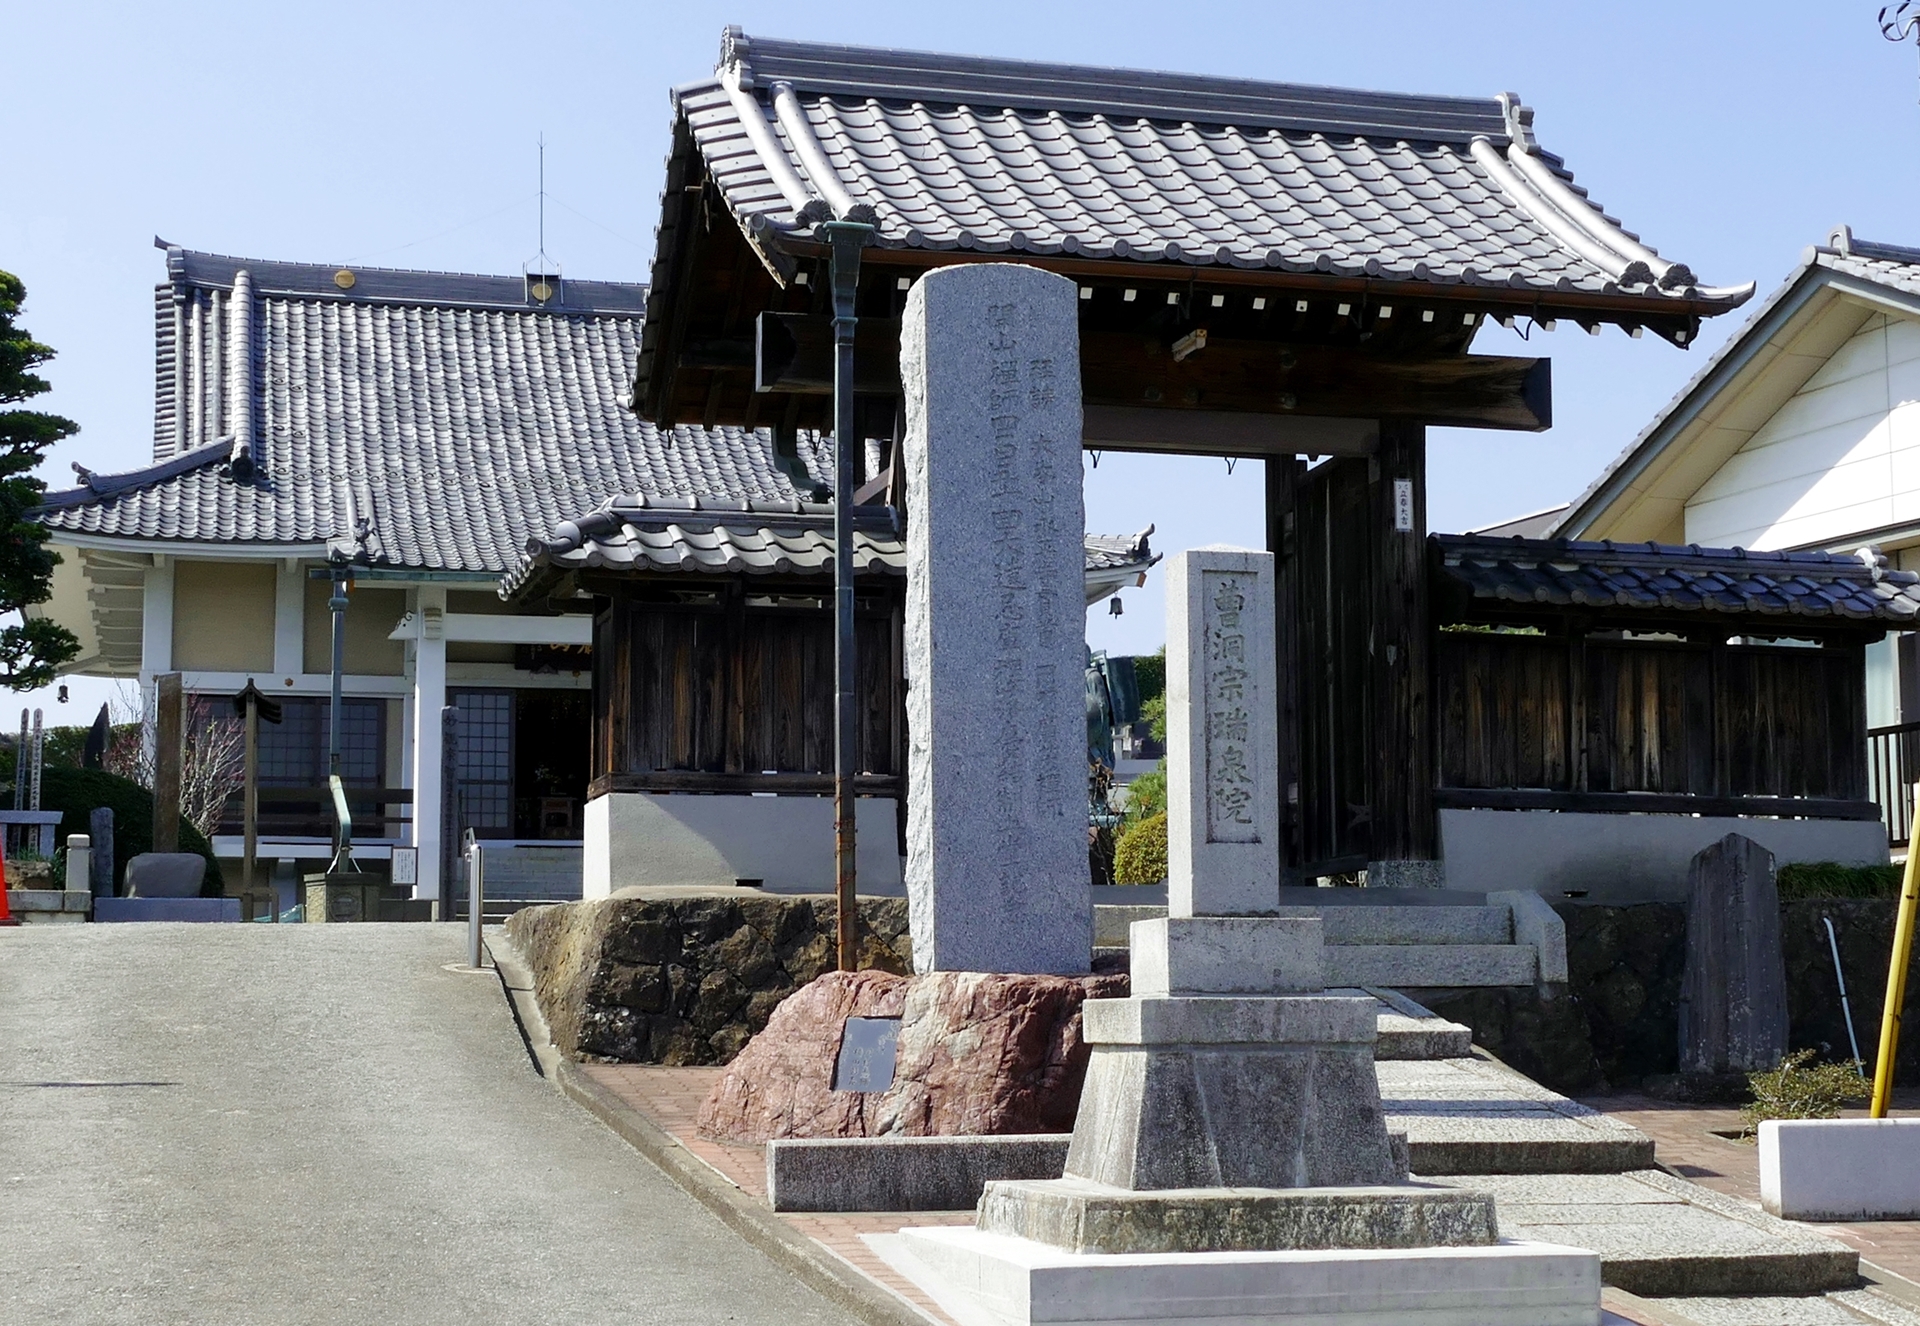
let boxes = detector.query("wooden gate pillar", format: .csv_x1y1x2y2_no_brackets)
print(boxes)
1367,422,1438,884
1266,456,1305,881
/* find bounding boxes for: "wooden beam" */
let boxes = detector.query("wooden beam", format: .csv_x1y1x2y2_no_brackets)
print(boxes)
1434,787,1883,821
1086,406,1376,457
1267,457,1305,878
748,314,1549,431
755,312,902,394
590,770,902,797
1079,333,1550,431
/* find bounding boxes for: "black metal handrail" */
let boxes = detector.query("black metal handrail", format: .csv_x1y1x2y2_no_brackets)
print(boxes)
1868,720,1920,849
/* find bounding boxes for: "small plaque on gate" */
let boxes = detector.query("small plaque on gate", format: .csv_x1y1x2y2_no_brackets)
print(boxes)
389,846,418,887
832,1016,902,1093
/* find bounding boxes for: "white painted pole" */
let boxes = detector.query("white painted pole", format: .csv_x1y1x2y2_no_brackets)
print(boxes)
467,839,483,970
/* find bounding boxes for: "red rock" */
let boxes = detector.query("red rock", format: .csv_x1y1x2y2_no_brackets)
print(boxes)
697,968,1128,1144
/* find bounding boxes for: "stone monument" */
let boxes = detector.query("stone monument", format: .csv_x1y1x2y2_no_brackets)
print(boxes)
899,263,1091,975
1680,832,1789,1076
876,548,1601,1324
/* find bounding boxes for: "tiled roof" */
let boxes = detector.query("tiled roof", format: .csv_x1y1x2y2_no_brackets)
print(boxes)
674,29,1749,314
39,245,836,573
1434,534,1920,625
504,495,1159,604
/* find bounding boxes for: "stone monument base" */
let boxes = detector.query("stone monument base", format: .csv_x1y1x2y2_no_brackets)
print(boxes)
871,1225,1602,1326
977,1175,1495,1255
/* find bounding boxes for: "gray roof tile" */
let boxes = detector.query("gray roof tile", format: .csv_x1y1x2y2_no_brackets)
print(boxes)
682,30,1747,311
1435,534,1920,625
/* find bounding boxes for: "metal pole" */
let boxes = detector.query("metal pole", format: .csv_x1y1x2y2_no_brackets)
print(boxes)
328,560,349,866
244,692,260,920
1825,914,1864,1074
1873,825,1920,1115
821,219,873,973
467,839,483,970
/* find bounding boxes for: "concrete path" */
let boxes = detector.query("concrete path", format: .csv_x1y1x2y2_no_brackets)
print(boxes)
0,923,857,1326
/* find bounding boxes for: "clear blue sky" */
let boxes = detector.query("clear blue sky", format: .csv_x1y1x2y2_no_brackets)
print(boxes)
7,0,1920,721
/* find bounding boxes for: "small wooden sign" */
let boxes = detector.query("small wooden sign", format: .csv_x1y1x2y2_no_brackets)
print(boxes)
832,1016,902,1093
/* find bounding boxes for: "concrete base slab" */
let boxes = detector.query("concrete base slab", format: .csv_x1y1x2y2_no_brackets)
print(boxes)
767,1135,1070,1213
1429,1170,1859,1297
93,897,240,923
1379,1057,1655,1174
870,1225,1603,1326
976,1175,1496,1254
1327,943,1538,988
1760,1118,1920,1221
1129,917,1324,996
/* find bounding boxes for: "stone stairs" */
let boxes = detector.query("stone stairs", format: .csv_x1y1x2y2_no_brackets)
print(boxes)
1094,887,1567,989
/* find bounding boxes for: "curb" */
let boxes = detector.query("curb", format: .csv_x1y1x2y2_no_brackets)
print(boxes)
484,933,931,1326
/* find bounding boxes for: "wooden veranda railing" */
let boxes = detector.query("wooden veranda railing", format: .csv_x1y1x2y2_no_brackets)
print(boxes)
1869,720,1920,850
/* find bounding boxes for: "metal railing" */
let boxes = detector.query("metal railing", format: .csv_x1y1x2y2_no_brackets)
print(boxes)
1868,720,1920,849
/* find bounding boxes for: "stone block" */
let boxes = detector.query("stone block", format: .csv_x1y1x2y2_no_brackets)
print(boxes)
1680,833,1788,1074
900,262,1090,975
123,852,207,898
1760,1118,1920,1221
1165,547,1280,918
976,1174,1497,1254
1377,1057,1655,1175
1432,1169,1859,1297
1081,994,1377,1047
1373,1010,1474,1060
873,1226,1603,1326
766,1134,1070,1212
1127,916,1324,997
1325,943,1538,988
1492,889,1568,985
1278,903,1511,946
1066,1016,1399,1190
92,897,240,923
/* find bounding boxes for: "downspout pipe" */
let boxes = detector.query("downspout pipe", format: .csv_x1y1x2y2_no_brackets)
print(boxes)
820,219,874,972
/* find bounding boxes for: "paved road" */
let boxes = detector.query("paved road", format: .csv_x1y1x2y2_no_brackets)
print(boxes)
0,923,857,1326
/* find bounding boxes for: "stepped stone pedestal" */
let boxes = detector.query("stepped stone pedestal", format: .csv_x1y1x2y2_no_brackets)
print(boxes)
880,547,1601,1324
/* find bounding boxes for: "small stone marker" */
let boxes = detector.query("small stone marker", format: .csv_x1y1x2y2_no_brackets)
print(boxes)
832,1016,902,1093
1680,832,1789,1074
899,263,1091,975
88,807,114,898
1166,547,1279,917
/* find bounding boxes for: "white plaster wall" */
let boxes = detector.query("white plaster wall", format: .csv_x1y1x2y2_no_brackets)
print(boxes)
1441,809,1889,904
1687,313,1920,550
582,793,905,898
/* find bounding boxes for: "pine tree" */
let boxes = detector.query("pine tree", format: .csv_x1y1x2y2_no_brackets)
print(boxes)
0,271,81,689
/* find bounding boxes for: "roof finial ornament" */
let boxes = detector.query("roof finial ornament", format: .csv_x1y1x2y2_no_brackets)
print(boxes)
1883,3,1920,94
1831,224,1855,256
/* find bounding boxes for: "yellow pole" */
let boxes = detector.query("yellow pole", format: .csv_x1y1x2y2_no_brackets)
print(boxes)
1873,807,1920,1117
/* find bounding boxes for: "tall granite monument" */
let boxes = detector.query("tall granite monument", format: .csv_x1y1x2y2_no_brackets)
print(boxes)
899,264,1091,975
881,548,1598,1325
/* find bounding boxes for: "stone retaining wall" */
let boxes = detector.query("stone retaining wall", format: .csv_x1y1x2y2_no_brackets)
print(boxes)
1416,900,1920,1095
511,894,1920,1093
505,894,911,1064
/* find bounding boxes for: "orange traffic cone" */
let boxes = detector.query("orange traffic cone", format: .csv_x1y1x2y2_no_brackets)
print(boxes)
0,850,17,927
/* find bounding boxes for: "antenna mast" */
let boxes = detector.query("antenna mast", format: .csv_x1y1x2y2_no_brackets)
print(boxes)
524,132,561,304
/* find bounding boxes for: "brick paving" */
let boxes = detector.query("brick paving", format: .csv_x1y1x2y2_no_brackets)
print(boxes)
1581,1089,1920,1287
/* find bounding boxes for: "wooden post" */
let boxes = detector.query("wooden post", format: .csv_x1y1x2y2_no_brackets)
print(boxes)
1366,422,1436,882
1266,456,1304,880
153,672,184,854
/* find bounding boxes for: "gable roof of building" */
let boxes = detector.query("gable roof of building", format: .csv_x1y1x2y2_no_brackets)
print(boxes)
643,29,1749,360
1433,532,1920,630
37,244,837,572
1554,229,1920,545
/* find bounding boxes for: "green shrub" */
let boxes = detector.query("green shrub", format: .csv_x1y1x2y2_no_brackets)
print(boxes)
1114,812,1169,886
1741,1049,1871,1136
1124,760,1168,823
1775,861,1904,902
36,766,222,895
